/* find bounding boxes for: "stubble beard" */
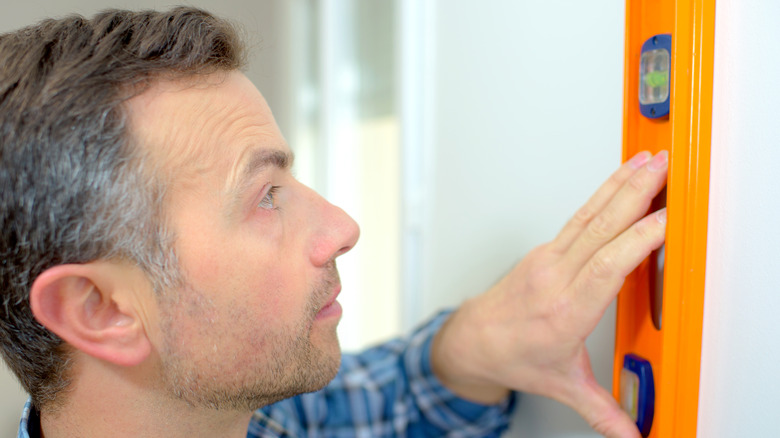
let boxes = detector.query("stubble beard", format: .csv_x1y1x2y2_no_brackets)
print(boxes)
157,264,342,412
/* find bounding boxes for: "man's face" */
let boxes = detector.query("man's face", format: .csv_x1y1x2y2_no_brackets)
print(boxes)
126,71,359,410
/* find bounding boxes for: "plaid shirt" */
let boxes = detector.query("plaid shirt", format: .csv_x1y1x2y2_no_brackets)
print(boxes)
19,311,516,437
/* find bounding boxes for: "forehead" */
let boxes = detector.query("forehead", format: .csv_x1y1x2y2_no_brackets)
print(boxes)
124,71,288,185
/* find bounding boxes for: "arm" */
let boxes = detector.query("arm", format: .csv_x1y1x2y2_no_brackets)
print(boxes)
252,312,515,437
431,151,668,438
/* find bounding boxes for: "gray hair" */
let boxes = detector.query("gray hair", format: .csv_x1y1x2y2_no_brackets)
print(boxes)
0,7,244,409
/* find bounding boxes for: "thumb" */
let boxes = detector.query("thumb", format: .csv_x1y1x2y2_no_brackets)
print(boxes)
571,379,642,438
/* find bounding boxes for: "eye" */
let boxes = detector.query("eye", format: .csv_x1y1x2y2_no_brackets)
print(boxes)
258,186,280,210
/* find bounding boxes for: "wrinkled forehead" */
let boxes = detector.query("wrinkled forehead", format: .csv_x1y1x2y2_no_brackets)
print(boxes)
123,71,284,186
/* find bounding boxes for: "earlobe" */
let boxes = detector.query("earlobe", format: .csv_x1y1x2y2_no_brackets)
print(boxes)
30,263,152,367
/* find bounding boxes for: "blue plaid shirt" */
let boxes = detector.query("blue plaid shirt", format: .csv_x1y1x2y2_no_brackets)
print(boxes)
18,312,516,437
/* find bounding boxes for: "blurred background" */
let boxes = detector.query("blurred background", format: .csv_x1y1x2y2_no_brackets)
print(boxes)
0,1,626,436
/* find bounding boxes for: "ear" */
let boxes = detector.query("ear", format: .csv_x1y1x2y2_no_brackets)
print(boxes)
29,262,152,367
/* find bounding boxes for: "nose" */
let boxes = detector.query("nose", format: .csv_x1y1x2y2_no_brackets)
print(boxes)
308,191,360,267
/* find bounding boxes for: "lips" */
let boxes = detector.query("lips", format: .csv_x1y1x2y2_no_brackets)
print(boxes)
315,283,342,320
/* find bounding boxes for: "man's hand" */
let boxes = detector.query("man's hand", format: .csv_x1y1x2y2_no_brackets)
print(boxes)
431,150,668,438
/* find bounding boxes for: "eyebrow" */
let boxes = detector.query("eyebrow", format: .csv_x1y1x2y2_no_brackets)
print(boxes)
239,148,293,183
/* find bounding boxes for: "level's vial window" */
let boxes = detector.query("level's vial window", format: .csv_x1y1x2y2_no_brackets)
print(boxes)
620,368,641,421
639,34,672,119
640,50,670,104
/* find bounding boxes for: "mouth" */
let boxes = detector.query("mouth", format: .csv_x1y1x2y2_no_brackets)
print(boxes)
315,282,342,320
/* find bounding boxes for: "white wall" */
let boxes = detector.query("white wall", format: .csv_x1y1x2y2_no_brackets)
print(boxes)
414,1,626,436
698,1,780,436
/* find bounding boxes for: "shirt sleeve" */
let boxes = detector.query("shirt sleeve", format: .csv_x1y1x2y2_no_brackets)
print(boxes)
248,311,517,438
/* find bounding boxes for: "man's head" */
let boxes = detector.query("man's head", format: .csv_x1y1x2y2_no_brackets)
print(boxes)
0,7,358,413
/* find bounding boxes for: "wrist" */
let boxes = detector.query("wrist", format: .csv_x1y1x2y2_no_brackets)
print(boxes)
431,298,511,405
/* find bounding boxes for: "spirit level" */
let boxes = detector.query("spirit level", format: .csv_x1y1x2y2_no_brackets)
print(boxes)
613,0,716,437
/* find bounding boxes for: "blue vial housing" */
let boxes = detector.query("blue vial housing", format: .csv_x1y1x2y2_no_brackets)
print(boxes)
639,34,672,119
623,354,655,437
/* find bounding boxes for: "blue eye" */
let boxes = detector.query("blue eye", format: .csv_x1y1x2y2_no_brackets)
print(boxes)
258,186,280,210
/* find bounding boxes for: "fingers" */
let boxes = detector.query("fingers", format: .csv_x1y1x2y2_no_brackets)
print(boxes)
562,151,668,271
553,151,652,253
553,151,652,251
573,378,642,438
572,208,667,319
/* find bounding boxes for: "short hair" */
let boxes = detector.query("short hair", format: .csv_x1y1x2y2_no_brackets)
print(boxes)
0,7,244,409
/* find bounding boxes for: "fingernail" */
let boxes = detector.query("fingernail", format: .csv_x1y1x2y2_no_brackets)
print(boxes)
648,150,669,172
628,151,652,169
656,208,667,224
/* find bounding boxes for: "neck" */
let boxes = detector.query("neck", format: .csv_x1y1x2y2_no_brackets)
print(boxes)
40,356,253,438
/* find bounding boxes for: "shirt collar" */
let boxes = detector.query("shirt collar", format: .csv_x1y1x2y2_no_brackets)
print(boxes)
18,398,40,438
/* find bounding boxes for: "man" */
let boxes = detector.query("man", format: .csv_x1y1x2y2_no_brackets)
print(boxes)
0,7,667,438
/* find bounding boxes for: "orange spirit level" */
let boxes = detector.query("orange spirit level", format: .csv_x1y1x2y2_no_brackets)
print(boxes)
613,0,716,437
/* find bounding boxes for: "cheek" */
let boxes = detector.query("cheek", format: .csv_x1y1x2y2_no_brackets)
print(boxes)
180,239,311,328
171,186,314,329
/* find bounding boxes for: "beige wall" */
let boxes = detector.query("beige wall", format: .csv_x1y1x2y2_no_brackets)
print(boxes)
0,1,290,435
0,365,26,436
